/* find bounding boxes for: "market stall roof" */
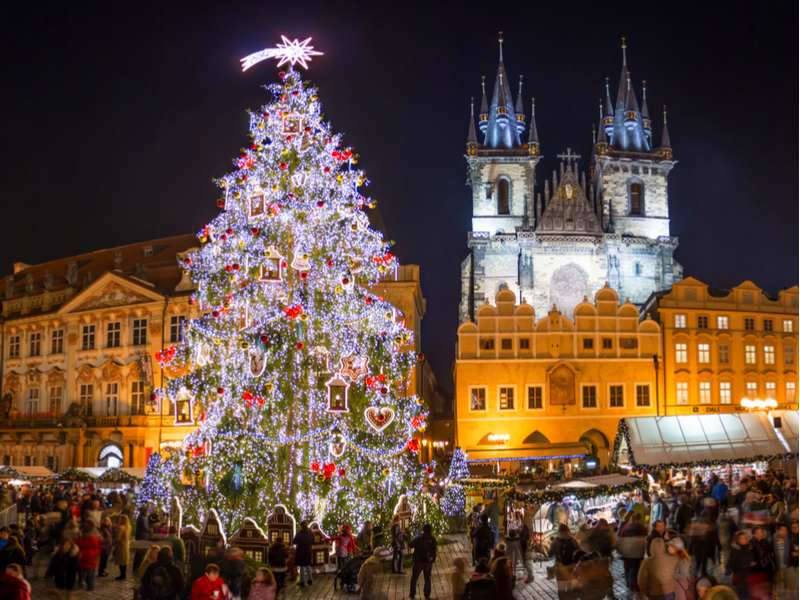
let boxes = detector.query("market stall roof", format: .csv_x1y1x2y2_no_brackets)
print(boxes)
465,444,588,462
0,466,55,480
617,412,799,469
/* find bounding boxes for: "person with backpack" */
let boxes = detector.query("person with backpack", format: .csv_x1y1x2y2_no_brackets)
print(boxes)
141,546,185,600
468,504,483,547
390,514,405,574
408,523,437,600
547,524,578,600
471,514,495,566
464,558,495,600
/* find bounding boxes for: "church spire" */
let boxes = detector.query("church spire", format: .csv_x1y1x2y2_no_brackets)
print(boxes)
528,97,540,155
610,38,649,152
482,32,522,149
467,98,478,155
603,77,614,137
479,76,489,134
515,76,526,134
661,105,671,149
641,80,652,144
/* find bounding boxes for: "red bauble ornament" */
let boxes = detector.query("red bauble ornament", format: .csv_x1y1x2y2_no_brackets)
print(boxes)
217,387,225,395
286,135,294,142
260,334,269,343
221,234,227,241
304,126,312,132
251,144,257,150
365,297,372,304
264,112,270,118
417,353,425,362
226,228,234,235
332,151,340,158
316,200,324,208
311,462,320,472
150,393,157,401
250,227,259,234
300,272,308,280
326,259,334,267
342,278,350,285
426,467,434,474
184,258,192,266
189,298,196,306
217,199,225,208
225,265,232,272
343,150,353,158
212,310,220,318
278,72,285,79
380,387,388,396
323,167,330,173
280,163,288,170
292,91,299,97
233,264,240,271
295,342,305,350
338,468,347,477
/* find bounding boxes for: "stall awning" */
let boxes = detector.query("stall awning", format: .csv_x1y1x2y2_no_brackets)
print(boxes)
466,444,588,462
618,412,799,469
554,474,640,489
0,466,55,480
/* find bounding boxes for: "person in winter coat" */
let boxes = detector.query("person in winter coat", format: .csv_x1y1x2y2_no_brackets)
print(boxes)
268,538,288,593
651,495,668,527
75,522,102,591
587,519,616,557
141,546,186,600
748,526,773,600
646,520,666,556
408,524,438,600
571,550,613,600
666,535,691,600
133,507,152,571
356,522,373,553
691,511,721,578
547,524,578,600
638,537,678,600
221,547,246,600
139,544,162,580
163,526,186,565
471,514,495,567
504,528,533,584
248,567,277,600
45,538,80,590
326,524,357,571
370,525,385,552
190,563,226,600
0,529,26,571
113,514,132,580
98,516,113,577
357,547,387,600
0,564,30,600
390,514,405,574
293,521,316,586
772,523,795,598
464,558,495,600
711,479,729,510
618,513,648,593
674,496,693,535
446,556,468,600
726,531,753,600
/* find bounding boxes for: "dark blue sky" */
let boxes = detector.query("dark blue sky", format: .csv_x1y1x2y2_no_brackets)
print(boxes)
1,2,797,389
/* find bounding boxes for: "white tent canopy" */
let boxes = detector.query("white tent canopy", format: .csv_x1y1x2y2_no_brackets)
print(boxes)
554,474,640,489
619,411,799,468
0,466,55,479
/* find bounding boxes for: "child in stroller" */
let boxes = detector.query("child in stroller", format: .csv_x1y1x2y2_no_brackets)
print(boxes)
334,548,369,593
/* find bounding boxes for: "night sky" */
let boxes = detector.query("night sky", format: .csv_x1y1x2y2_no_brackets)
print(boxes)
2,2,797,389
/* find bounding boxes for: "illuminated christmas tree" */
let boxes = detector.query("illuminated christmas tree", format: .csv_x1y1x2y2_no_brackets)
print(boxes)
442,447,469,517
151,39,441,534
138,452,172,514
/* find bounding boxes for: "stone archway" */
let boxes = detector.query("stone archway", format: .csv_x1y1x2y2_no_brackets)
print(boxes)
549,262,590,319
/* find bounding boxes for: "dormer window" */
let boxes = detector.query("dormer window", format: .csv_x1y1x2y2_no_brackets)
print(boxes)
629,181,643,215
143,246,154,257
497,179,509,215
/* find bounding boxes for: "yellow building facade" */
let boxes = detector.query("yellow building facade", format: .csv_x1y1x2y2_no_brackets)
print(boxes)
454,284,662,469
644,277,799,416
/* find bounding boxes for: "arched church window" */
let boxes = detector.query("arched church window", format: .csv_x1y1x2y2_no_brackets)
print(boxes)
497,179,509,215
629,182,643,215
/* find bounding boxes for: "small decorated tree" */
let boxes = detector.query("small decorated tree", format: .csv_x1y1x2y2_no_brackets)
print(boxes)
138,452,171,514
442,448,470,532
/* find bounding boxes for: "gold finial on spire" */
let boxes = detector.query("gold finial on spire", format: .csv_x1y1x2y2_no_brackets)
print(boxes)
498,31,504,60
621,37,627,65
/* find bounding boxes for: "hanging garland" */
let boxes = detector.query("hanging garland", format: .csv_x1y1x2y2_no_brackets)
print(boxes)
97,467,143,484
611,419,799,471
503,477,647,505
456,476,519,493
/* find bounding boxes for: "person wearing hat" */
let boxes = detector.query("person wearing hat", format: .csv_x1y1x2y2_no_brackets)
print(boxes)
665,536,690,600
325,524,357,571
695,577,717,600
637,537,677,600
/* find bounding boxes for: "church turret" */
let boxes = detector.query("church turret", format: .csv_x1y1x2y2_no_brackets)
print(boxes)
623,73,638,131
641,80,652,142
529,97,540,155
482,32,522,149
603,78,614,137
610,38,649,152
659,105,672,160
515,76,526,134
479,77,489,134
466,98,478,156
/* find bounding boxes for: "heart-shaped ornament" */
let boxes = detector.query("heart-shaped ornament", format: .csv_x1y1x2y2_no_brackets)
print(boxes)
329,441,346,457
365,407,395,432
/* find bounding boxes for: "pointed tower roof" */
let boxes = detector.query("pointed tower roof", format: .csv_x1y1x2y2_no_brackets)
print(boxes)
528,97,540,155
597,100,608,145
610,38,649,152
640,81,650,120
482,32,522,149
515,76,524,115
604,77,614,117
467,98,477,144
478,77,489,134
661,106,671,148
614,38,629,113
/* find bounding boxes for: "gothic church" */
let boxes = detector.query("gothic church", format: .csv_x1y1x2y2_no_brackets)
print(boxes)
460,37,682,323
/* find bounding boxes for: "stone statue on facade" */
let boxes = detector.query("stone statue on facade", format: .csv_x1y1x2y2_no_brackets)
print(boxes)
43,270,53,293
65,402,86,427
114,252,123,271
4,278,13,300
134,263,149,282
65,262,78,287
82,271,94,287
25,273,34,296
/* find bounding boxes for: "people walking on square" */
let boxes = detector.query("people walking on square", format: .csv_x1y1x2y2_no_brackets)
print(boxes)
98,516,113,577
666,535,691,600
0,563,30,600
408,523,437,600
485,496,501,544
488,556,514,600
268,537,288,594
748,526,774,600
618,512,647,593
326,524,357,571
356,521,373,553
547,524,578,599
113,514,131,580
504,527,533,584
293,521,315,586
471,514,495,566
190,563,226,600
74,521,102,591
446,556,468,600
464,558,495,600
139,544,161,579
45,538,79,591
140,546,185,600
390,514,405,574
637,537,678,600
357,547,387,600
221,547,245,600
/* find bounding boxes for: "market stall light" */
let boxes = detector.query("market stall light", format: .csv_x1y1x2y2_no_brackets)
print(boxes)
740,397,777,410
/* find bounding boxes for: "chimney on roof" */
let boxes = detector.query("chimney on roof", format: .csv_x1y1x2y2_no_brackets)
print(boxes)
13,263,31,274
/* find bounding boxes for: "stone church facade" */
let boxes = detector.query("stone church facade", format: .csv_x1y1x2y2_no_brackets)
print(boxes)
460,37,682,323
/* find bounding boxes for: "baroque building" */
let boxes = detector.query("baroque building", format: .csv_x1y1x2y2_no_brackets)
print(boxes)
461,37,682,323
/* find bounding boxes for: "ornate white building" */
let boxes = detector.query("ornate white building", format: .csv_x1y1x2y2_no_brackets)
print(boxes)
460,37,682,323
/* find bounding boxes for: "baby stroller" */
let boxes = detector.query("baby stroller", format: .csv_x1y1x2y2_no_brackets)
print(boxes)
334,550,368,593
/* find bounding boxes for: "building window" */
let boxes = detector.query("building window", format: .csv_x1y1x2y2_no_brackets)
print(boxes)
609,384,624,408
676,382,688,405
636,384,651,407
763,319,773,332
783,319,794,333
80,384,94,417
470,388,486,411
170,315,186,343
1,456,10,466
786,346,795,365
501,338,512,350
787,382,796,403
717,316,729,330
8,335,20,358
27,388,39,414
105,383,119,416
23,456,35,467
764,346,775,365
132,319,148,346
131,381,146,415
622,338,638,349
315,551,326,564
744,318,755,331
635,263,642,276
583,338,594,350
675,343,688,363
496,179,509,215
745,345,756,365
107,322,121,348
718,344,730,364
49,386,62,415
51,329,64,354
44,456,58,472
746,381,758,398
674,314,686,328
602,338,613,349
482,339,494,350
82,325,96,350
582,385,597,408
697,315,709,329
699,382,711,404
527,386,543,410
29,332,41,357
719,382,731,404
629,181,643,215
698,343,710,363
519,338,530,350
765,382,776,399
499,387,514,410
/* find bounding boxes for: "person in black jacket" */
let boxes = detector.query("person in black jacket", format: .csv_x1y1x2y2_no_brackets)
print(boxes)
408,524,437,600
390,514,405,574
645,520,665,556
674,496,693,535
221,547,246,599
140,546,185,600
471,515,495,566
133,507,152,570
45,538,80,590
464,558,495,600
293,521,316,586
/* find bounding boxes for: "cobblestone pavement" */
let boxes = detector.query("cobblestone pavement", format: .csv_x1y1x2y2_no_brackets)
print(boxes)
28,534,729,600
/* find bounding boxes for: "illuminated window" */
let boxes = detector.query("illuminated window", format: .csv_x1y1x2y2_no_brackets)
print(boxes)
602,338,613,349
170,315,186,343
132,319,148,346
27,388,39,414
482,339,494,350
107,322,121,348
699,382,711,404
697,315,708,329
746,382,758,398
787,382,796,403
583,338,594,350
499,387,514,410
8,335,19,358
519,338,530,350
698,343,710,363
622,338,638,349
675,343,688,363
636,384,651,407
745,345,756,364
80,384,94,417
674,314,686,328
676,382,688,405
501,338,512,350
51,329,64,354
629,182,643,215
719,382,731,404
497,179,509,215
527,386,543,410
470,388,486,411
765,382,776,399
82,325,95,350
717,316,729,330
131,381,146,416
105,383,119,416
785,346,795,365
783,319,794,333
29,332,41,357
49,386,62,415
764,346,775,365
609,385,624,408
744,318,755,331
763,319,773,332
718,344,730,364
582,386,597,408
315,551,326,564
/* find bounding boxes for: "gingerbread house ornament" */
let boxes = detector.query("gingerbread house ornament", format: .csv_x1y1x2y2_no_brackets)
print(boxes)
309,522,337,573
267,504,296,544
393,494,413,531
249,186,266,220
229,518,270,563
180,525,201,558
200,508,227,555
259,246,285,283
325,373,350,413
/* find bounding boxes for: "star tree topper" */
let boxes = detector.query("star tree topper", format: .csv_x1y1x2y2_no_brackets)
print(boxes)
241,36,323,71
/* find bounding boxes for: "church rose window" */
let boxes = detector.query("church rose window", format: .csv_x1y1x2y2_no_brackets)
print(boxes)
497,179,509,214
